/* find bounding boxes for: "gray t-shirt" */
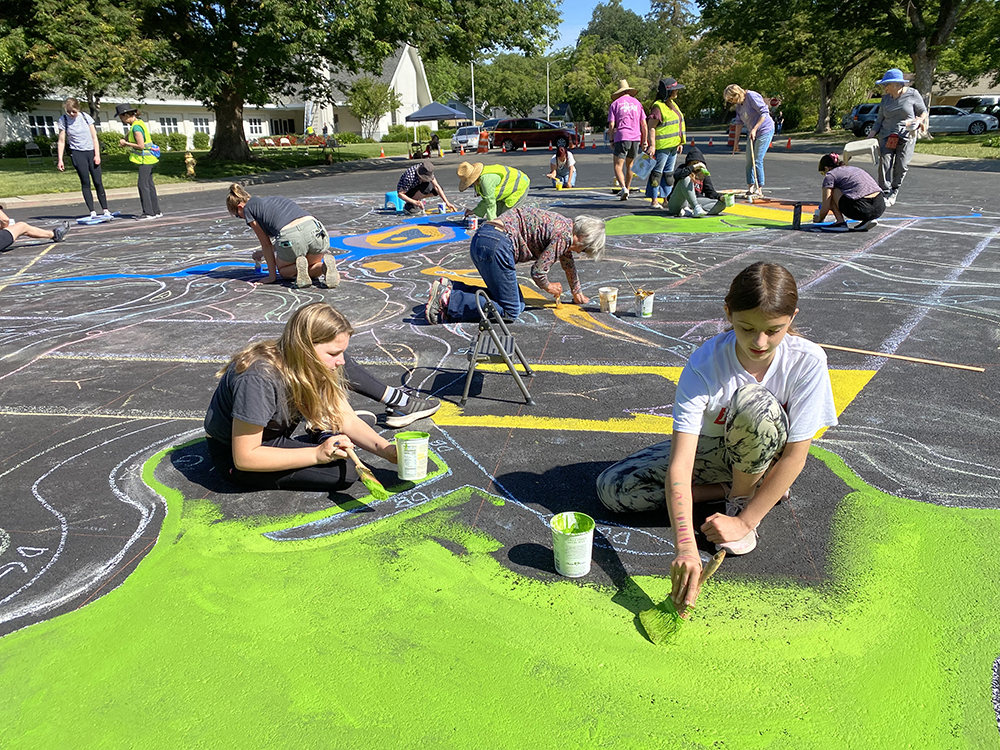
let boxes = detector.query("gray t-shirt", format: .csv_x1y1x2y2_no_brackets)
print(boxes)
57,111,95,151
822,166,881,200
871,88,927,138
243,196,309,237
204,360,298,444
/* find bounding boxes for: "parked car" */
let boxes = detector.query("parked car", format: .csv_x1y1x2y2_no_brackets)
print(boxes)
927,105,999,135
482,118,502,148
450,125,484,152
491,118,579,151
847,103,880,137
955,95,1000,118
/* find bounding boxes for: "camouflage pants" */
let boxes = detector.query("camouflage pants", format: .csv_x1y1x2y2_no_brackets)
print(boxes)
596,383,788,512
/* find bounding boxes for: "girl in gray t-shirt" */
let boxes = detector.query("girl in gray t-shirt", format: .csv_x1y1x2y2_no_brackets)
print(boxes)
56,97,111,219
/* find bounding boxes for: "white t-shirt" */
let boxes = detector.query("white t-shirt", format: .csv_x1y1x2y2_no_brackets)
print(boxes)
550,151,575,178
57,111,96,151
673,330,838,442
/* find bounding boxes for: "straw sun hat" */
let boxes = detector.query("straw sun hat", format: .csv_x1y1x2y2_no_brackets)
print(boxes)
612,79,638,98
457,161,484,192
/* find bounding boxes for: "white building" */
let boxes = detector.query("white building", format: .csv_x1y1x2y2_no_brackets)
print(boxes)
0,44,433,147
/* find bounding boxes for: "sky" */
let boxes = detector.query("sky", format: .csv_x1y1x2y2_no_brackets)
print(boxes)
549,0,652,52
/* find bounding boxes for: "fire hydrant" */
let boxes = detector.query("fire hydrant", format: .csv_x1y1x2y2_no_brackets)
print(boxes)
184,151,197,178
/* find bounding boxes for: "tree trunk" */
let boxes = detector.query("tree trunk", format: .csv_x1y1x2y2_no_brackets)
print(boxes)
815,77,834,133
208,86,252,161
911,42,937,97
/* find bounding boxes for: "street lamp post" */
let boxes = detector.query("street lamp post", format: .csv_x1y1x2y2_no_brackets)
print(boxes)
471,62,476,127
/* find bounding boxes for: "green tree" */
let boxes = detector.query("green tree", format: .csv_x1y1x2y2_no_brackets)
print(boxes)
346,78,403,139
578,0,658,62
140,0,560,161
937,0,1000,86
699,0,881,131
562,36,650,127
478,55,547,117
424,57,472,102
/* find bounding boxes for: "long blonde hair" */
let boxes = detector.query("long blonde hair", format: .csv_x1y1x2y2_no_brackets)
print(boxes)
218,303,355,431
227,183,252,216
723,84,746,105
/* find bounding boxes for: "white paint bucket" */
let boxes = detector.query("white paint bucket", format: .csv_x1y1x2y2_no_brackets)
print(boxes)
550,511,595,578
395,431,430,481
598,287,618,314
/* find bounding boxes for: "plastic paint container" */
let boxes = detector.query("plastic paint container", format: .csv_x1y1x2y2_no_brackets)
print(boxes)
465,216,478,232
438,202,447,214
636,289,654,318
598,287,619,314
550,512,596,578
395,431,430,481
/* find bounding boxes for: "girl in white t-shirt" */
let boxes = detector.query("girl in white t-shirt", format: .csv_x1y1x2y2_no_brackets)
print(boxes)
545,146,576,187
596,262,837,614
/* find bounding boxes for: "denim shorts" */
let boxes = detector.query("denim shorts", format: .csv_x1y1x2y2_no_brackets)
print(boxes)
274,218,328,263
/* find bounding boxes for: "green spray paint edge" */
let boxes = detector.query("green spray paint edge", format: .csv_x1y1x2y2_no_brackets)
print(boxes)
2,444,999,748
606,215,785,236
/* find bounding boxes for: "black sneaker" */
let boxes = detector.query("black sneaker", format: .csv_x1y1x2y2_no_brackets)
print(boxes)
136,214,152,221
425,277,452,324
385,397,441,428
52,222,69,242
852,218,878,232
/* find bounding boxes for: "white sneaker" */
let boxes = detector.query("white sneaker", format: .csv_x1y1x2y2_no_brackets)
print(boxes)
102,209,113,220
619,188,629,201
692,206,708,218
716,495,759,555
90,211,98,219
680,208,694,218
884,192,897,207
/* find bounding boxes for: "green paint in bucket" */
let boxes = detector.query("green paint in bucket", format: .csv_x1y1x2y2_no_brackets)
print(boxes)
550,511,596,578
395,431,430,481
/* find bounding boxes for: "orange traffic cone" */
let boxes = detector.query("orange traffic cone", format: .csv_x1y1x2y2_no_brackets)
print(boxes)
708,136,714,147
548,141,553,151
592,140,597,149
786,137,792,150
689,137,695,146
501,142,506,153
522,141,527,152
379,147,385,158
460,144,465,156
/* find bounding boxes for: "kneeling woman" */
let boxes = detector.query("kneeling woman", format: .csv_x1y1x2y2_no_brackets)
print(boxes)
596,262,837,614
425,207,605,324
205,302,396,492
814,153,885,231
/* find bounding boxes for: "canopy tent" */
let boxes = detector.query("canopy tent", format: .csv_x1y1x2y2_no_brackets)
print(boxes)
404,102,467,141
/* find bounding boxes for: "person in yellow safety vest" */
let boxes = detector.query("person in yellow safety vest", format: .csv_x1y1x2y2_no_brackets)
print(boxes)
457,161,530,221
645,78,686,210
115,103,161,219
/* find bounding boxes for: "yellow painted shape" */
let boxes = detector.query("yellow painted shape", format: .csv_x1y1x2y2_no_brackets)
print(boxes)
435,364,876,438
363,261,403,272
366,224,449,249
723,204,794,222
365,282,393,290
552,305,663,347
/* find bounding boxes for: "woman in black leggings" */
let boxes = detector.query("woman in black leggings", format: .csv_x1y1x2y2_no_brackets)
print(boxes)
56,98,112,220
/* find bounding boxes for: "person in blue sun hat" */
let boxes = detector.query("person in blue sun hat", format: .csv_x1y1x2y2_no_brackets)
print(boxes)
868,68,928,207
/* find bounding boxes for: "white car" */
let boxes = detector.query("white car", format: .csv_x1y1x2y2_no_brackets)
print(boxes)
450,126,484,152
927,105,999,135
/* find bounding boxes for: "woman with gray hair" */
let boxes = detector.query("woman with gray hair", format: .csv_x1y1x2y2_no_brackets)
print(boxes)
426,207,605,324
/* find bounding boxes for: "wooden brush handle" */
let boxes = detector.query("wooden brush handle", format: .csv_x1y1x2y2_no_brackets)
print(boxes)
343,446,366,473
699,551,726,585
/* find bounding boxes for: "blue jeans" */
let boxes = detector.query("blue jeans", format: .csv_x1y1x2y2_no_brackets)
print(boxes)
552,171,577,188
446,225,523,322
745,130,774,187
645,149,678,201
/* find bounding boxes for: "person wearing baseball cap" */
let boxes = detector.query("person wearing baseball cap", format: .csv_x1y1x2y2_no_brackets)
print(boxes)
115,103,161,219
868,68,927,207
395,160,456,215
645,77,686,209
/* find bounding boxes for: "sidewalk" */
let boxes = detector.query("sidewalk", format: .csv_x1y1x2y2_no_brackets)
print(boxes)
2,154,412,209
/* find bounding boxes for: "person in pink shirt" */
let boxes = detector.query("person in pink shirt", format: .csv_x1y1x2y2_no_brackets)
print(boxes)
607,79,648,201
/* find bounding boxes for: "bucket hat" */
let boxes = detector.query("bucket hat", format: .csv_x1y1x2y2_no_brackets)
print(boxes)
457,161,484,192
660,78,685,91
114,103,137,117
416,160,434,179
876,68,906,85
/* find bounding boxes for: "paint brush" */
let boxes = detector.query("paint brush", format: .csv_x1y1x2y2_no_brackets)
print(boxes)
639,550,725,645
620,267,639,295
553,291,562,308
344,446,390,501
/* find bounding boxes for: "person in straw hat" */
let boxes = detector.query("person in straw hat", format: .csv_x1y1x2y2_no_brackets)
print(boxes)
607,79,648,201
457,161,530,221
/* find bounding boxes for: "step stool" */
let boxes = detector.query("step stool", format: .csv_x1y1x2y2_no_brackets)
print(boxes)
842,138,879,166
384,191,406,212
460,290,535,406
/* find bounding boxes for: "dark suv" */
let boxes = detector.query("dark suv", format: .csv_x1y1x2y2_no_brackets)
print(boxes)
492,118,578,151
847,103,880,137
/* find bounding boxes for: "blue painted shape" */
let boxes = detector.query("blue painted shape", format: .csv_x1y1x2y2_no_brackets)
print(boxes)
16,262,257,286
76,211,122,225
329,214,470,263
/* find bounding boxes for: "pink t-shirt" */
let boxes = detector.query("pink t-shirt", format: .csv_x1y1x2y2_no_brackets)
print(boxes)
608,95,646,142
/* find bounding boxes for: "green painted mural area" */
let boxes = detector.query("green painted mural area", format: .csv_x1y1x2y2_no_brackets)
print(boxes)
0,447,997,747
606,214,786,235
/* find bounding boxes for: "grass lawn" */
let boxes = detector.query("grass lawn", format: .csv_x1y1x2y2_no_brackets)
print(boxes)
783,129,1000,159
0,143,410,198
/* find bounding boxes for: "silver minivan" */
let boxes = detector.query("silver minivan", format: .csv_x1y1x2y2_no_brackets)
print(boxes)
955,95,1000,117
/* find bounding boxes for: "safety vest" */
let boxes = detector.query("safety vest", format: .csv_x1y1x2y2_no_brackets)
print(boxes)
653,101,685,150
476,164,529,205
127,119,159,165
